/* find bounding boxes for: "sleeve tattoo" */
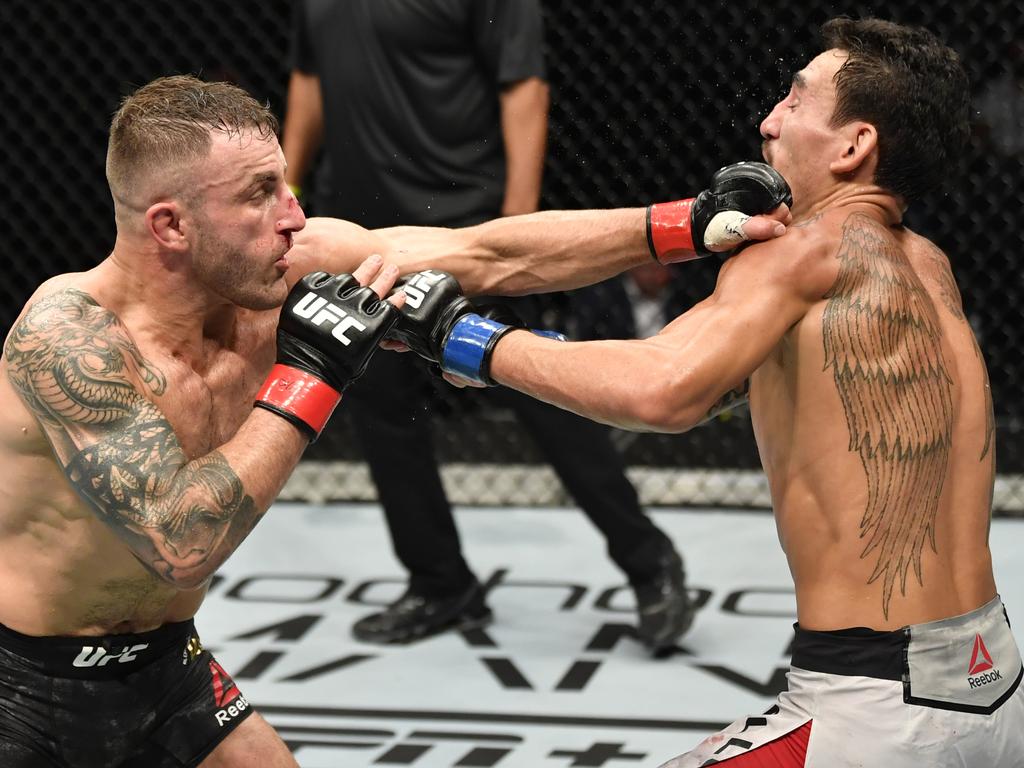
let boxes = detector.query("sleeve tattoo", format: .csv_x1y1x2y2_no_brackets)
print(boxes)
822,216,954,618
3,290,260,585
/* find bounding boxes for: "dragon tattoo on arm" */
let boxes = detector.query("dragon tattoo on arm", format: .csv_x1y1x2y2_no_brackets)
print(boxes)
4,290,260,586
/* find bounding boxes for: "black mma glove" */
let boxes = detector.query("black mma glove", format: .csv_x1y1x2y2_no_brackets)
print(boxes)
647,161,792,264
255,271,398,440
388,270,565,386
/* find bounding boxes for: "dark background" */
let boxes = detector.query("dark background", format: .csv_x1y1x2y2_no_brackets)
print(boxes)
1,1,1020,499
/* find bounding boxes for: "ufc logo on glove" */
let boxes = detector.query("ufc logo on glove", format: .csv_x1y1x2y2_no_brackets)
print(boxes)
400,270,449,309
290,293,367,345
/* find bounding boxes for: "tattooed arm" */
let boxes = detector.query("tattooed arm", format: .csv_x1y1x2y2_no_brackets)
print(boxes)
3,290,306,589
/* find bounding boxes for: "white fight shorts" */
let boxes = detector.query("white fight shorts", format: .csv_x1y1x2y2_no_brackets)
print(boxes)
659,596,1024,767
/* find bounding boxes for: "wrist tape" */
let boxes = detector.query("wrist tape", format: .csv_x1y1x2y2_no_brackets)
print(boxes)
647,199,702,264
442,315,568,386
254,364,341,441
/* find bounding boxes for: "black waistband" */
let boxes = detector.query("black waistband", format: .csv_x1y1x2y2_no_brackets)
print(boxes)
0,619,197,679
791,623,907,681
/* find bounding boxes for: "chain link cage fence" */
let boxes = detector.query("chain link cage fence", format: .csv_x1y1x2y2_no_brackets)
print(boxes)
1,1,1021,512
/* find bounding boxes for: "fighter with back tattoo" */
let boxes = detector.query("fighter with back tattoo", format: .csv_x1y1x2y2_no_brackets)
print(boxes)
359,18,1024,766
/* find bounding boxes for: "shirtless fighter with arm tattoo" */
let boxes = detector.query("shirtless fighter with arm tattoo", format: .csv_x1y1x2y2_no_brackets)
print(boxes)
0,74,787,767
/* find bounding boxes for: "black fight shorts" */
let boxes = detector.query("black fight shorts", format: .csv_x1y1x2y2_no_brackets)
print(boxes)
0,619,253,767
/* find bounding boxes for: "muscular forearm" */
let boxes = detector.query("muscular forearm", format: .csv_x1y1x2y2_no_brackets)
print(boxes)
152,410,307,586
294,208,651,297
293,161,791,296
479,251,798,434
77,407,307,590
457,209,652,294
486,331,711,433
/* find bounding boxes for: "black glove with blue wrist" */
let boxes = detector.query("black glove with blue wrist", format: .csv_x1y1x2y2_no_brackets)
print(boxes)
388,270,565,386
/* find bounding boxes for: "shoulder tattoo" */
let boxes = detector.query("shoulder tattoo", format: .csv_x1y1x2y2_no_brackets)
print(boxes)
924,241,966,321
5,289,166,425
5,290,259,583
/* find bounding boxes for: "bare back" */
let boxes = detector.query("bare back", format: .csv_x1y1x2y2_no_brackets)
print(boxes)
751,210,996,630
0,266,279,637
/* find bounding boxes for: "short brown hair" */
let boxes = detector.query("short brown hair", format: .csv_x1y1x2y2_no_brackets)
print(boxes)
821,18,970,202
106,75,279,206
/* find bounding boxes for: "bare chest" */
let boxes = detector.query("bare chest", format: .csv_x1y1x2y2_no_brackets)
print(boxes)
155,350,268,457
138,317,276,457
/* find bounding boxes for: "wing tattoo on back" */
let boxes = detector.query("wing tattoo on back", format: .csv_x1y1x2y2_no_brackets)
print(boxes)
822,215,953,618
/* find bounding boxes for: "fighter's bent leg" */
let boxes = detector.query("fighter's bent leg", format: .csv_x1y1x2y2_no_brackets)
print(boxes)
199,712,298,767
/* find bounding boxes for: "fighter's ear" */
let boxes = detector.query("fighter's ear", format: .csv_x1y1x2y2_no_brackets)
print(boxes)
830,122,877,176
145,200,190,252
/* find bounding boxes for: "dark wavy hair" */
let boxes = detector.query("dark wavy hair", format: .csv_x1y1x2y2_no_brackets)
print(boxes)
822,18,970,202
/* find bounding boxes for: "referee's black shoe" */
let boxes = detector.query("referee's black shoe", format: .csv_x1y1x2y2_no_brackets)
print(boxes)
632,549,695,657
352,579,493,644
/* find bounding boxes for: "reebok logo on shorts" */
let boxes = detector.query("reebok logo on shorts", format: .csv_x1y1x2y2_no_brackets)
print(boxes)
210,659,241,707
967,633,1002,688
968,634,994,675
209,659,249,726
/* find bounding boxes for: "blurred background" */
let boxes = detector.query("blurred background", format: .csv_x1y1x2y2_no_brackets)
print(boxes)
1,0,1021,512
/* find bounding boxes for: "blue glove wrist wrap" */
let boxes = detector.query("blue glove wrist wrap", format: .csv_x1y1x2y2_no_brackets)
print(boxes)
441,314,507,384
441,315,568,385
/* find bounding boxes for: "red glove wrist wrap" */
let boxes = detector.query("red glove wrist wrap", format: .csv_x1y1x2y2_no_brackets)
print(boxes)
647,198,698,264
255,364,341,439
